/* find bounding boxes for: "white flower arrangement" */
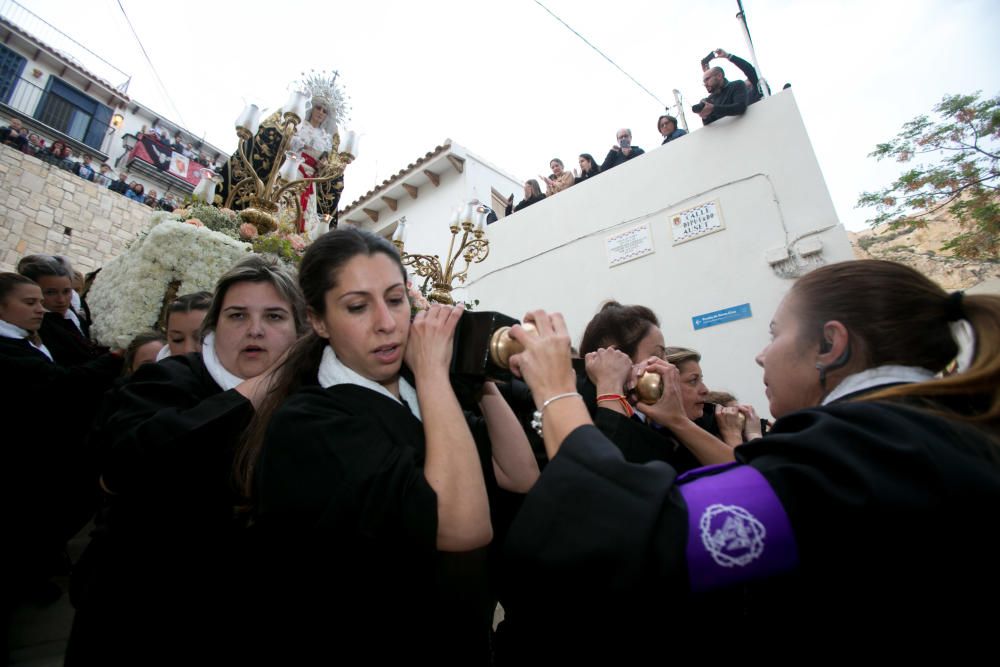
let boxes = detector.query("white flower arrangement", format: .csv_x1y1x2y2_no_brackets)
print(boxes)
89,220,250,348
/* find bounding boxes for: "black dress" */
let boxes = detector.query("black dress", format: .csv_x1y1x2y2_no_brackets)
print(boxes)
38,311,106,367
66,353,255,666
0,337,122,619
254,382,495,664
502,397,1000,658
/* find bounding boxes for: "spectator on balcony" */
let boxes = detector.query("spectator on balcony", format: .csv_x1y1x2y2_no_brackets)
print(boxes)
96,164,114,187
144,189,159,208
160,194,177,212
171,133,184,153
505,179,546,215
26,133,43,155
58,146,77,172
695,66,748,126
109,172,129,195
706,48,763,104
540,158,575,197
600,129,645,172
1,118,28,151
658,115,688,145
575,153,600,182
126,182,146,203
76,155,97,182
40,140,64,166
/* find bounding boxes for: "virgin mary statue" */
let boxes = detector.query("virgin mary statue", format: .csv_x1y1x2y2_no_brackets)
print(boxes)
220,71,350,233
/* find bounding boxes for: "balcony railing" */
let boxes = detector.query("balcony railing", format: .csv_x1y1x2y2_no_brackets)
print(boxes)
1,74,112,158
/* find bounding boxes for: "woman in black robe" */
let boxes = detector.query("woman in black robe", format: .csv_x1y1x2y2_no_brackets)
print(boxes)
0,273,123,656
500,260,1000,659
65,255,307,666
237,228,538,664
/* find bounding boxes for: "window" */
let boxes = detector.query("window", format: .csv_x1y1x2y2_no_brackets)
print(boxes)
0,44,27,104
33,78,111,150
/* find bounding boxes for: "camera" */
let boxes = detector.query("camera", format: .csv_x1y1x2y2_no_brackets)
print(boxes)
692,102,706,113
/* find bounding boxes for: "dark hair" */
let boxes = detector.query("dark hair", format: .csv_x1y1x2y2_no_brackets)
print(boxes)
578,153,600,177
0,272,37,303
123,330,166,376
550,158,564,168
790,259,1000,424
17,255,71,282
169,291,213,316
658,115,677,131
235,228,407,501
579,301,660,360
201,255,307,340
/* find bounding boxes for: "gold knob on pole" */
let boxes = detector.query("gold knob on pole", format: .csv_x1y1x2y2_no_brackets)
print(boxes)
489,322,536,369
636,371,663,405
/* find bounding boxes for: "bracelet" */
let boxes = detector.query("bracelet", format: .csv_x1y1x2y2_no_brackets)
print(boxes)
531,391,582,436
596,393,635,417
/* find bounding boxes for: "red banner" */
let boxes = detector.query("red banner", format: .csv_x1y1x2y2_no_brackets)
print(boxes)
127,134,213,187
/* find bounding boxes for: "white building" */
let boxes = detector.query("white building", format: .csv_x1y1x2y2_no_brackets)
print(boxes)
341,139,523,254
0,1,226,202
455,90,854,417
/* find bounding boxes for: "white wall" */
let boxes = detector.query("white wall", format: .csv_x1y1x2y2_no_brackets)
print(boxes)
357,144,522,262
456,91,853,417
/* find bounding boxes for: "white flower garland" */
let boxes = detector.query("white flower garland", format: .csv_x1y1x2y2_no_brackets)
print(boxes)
88,220,251,348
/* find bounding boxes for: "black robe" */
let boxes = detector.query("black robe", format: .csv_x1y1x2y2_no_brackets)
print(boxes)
38,311,106,367
0,337,122,602
254,382,496,664
502,398,1000,658
66,353,255,666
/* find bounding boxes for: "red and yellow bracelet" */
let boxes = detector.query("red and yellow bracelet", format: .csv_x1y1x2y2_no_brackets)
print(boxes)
597,393,634,417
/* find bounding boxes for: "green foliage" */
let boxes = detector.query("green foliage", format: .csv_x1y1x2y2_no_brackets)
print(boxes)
176,204,241,239
251,235,302,265
857,92,1000,259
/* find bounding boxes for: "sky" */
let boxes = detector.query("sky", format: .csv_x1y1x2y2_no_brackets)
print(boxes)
10,0,1000,231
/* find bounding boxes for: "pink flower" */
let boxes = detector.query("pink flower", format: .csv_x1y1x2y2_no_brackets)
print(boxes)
407,281,430,311
288,235,306,252
185,218,204,228
239,223,259,240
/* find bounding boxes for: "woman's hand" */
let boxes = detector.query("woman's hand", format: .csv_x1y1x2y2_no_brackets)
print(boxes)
716,405,745,447
585,347,634,396
404,303,464,380
633,358,688,427
739,404,764,441
509,310,576,409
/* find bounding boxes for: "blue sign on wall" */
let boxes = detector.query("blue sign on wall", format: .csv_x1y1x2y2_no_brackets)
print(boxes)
692,303,753,330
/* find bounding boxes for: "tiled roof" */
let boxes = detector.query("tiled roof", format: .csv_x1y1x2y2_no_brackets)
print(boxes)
340,141,452,214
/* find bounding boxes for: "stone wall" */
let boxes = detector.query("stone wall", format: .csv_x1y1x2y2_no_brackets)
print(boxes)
0,143,153,272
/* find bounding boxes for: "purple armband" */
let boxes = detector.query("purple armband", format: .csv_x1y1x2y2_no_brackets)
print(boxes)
678,464,798,593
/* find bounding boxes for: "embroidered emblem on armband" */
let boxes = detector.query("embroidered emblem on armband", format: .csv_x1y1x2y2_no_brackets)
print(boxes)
700,503,766,567
678,464,798,593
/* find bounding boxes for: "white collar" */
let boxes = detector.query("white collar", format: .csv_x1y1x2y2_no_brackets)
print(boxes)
201,332,245,391
64,307,83,334
154,344,173,362
317,345,421,421
822,365,936,405
0,318,29,340
0,318,53,361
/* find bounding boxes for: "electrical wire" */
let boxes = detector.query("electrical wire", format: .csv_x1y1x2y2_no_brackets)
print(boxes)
533,0,666,107
115,0,186,125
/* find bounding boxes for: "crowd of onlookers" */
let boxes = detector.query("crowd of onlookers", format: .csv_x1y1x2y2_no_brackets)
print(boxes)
503,48,769,214
0,117,180,211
